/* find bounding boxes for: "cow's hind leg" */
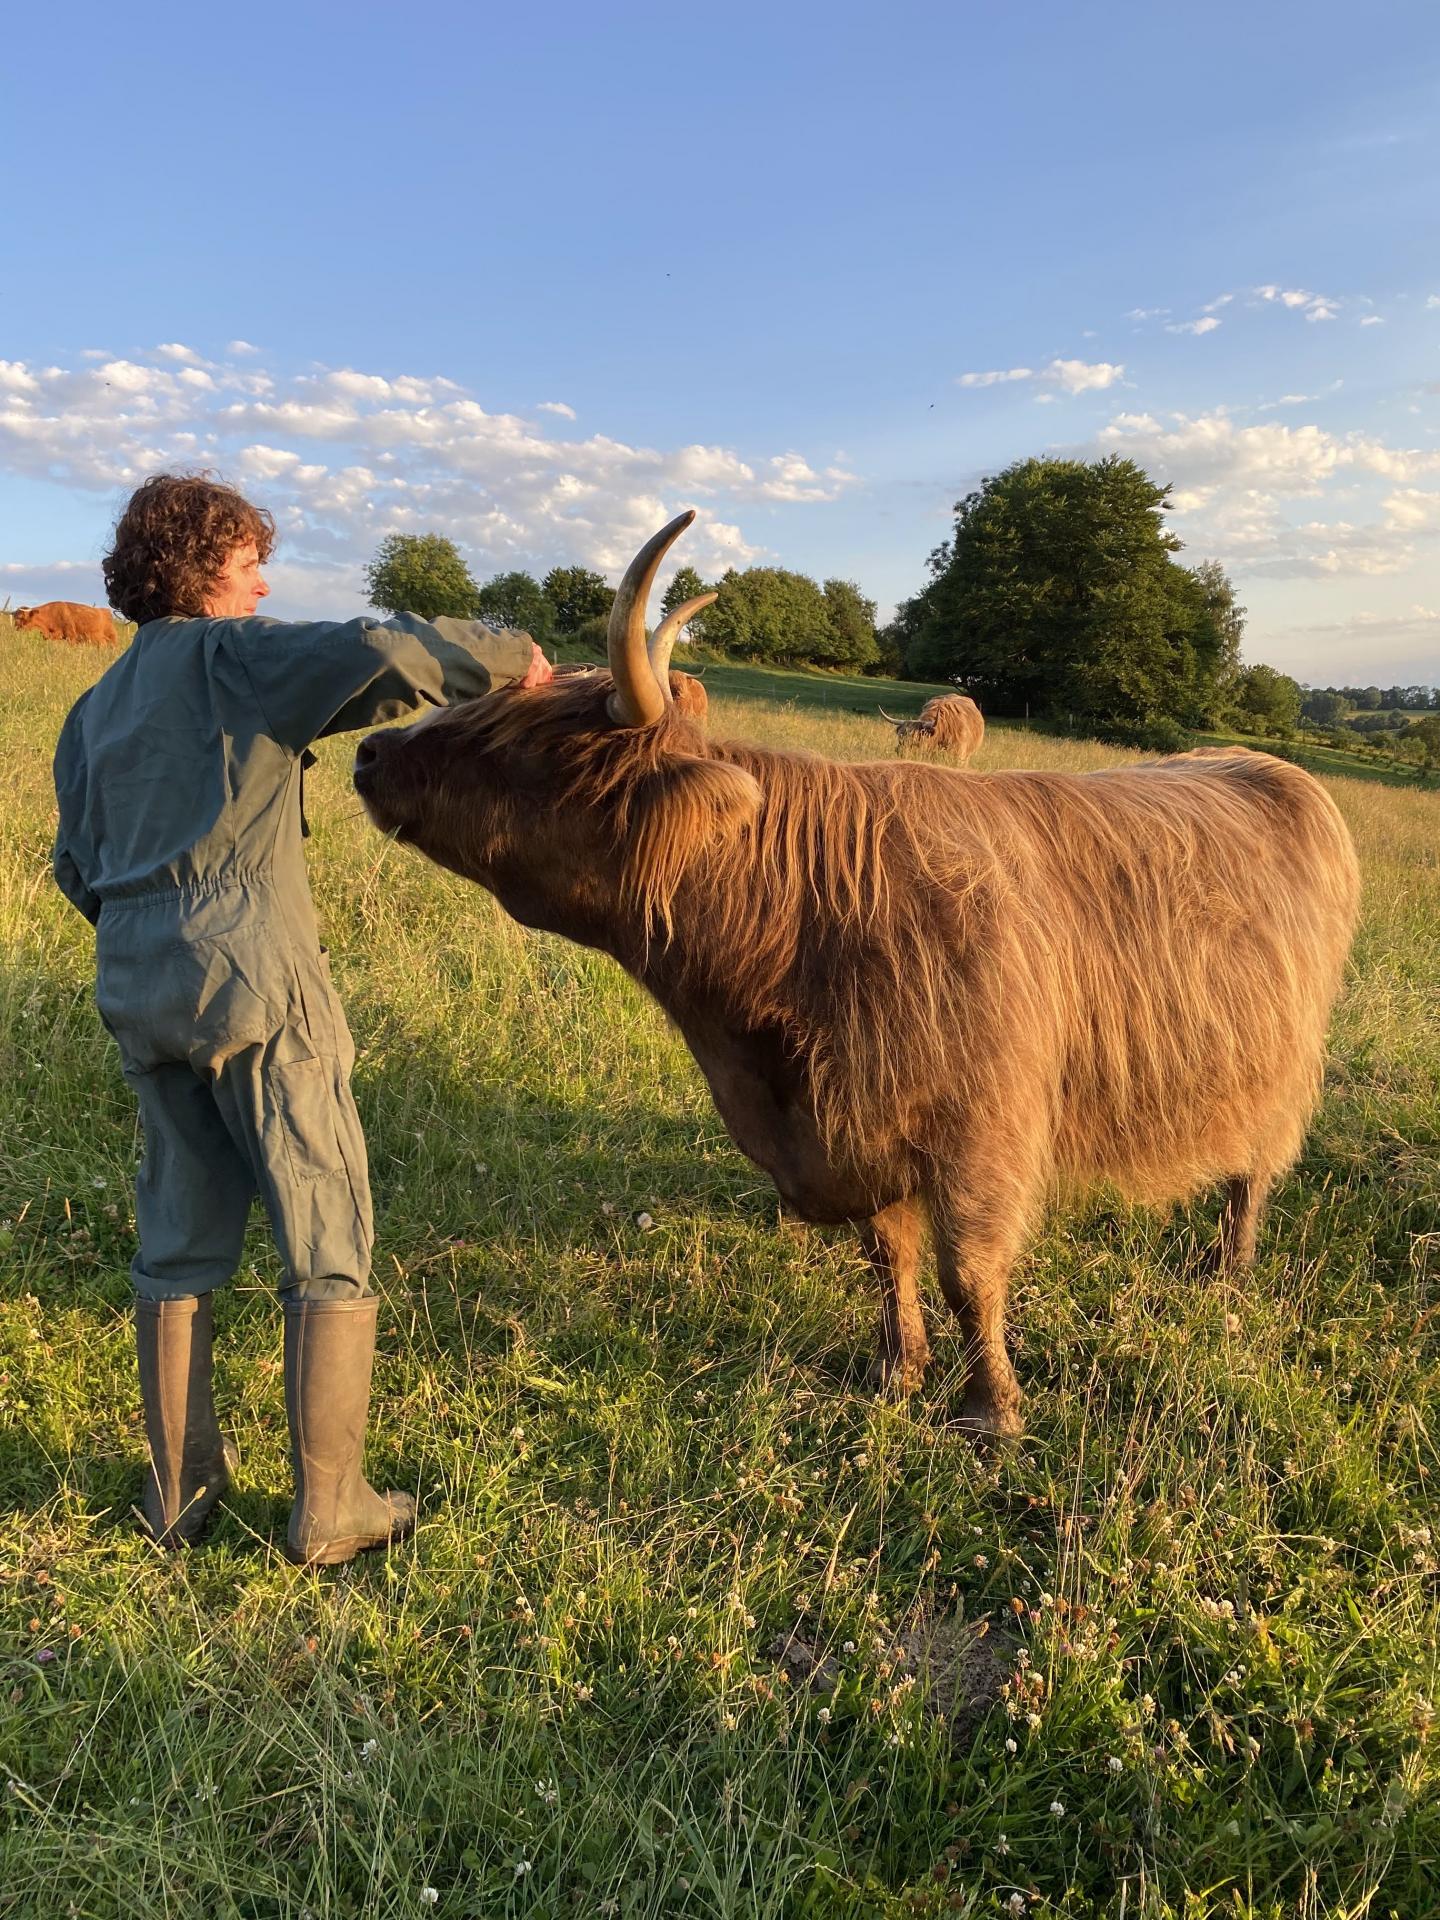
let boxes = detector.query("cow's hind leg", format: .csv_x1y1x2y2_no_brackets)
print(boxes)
927,1186,1026,1440
858,1199,928,1393
1215,1171,1274,1274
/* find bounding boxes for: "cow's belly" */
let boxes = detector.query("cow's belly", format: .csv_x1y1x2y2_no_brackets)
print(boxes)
675,1014,906,1223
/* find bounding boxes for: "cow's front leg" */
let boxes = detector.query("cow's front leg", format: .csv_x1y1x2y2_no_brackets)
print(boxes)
858,1198,927,1393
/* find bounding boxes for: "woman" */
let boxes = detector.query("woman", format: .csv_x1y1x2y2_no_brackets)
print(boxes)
52,474,550,1564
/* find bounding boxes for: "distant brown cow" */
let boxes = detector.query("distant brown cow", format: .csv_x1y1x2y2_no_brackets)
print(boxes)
355,514,1359,1439
885,693,984,761
14,601,118,647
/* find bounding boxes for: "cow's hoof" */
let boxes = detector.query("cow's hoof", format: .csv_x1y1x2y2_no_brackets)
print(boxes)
955,1394,1024,1445
869,1353,928,1397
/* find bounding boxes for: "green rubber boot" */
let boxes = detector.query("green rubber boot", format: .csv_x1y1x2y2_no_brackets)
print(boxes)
135,1295,235,1547
283,1296,417,1567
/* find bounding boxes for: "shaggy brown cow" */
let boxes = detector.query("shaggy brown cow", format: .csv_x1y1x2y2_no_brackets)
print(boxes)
885,693,984,761
14,601,117,646
354,514,1359,1437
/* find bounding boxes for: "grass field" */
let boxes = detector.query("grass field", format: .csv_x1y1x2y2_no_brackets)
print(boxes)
1,630,1437,1919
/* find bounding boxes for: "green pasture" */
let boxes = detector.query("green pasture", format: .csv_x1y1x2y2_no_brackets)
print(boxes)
1,627,1436,1918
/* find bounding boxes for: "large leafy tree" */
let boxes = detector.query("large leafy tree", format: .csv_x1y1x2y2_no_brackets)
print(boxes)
661,564,710,617
475,569,554,644
821,579,881,670
364,533,480,621
543,565,615,634
898,456,1235,727
1230,663,1303,737
702,567,835,665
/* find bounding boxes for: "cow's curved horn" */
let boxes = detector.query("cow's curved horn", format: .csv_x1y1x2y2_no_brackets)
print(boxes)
607,510,695,727
648,592,718,695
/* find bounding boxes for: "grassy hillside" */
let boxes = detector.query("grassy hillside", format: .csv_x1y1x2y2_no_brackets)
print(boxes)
1,630,1436,1918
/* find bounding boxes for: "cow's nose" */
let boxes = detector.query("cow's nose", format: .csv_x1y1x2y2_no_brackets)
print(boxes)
354,733,383,768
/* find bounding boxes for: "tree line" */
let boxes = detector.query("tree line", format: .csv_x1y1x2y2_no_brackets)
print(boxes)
362,457,1435,766
364,536,883,670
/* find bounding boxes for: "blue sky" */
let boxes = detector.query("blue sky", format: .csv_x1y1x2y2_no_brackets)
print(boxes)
3,0,1439,683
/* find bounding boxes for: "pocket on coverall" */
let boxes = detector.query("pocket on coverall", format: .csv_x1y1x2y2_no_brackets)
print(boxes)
270,1056,347,1180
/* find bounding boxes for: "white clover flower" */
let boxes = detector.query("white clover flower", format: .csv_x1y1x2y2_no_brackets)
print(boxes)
1008,1896,1026,1917
360,1739,379,1761
995,1834,1010,1855
513,1859,532,1879
843,1641,857,1654
1005,1737,1017,1755
1026,1711,1042,1728
1050,1800,1065,1816
419,1891,439,1908
973,1554,989,1569
817,1707,832,1724
1039,1591,1055,1609
1107,1755,1123,1774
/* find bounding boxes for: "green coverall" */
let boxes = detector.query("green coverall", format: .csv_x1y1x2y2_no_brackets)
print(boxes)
53,612,531,1304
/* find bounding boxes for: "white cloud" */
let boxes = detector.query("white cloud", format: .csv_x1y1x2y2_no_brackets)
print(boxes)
1359,314,1385,327
1255,284,1340,323
1202,294,1234,313
956,366,1034,388
957,357,1123,395
1165,316,1222,335
155,343,203,364
1383,488,1440,532
537,400,577,419
1426,295,1440,310
1124,307,1170,321
0,361,40,394
228,339,261,355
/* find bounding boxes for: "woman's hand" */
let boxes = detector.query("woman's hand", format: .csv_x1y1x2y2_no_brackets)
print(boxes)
518,641,554,689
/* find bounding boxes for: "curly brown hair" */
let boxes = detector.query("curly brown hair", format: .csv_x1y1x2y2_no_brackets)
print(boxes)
102,473,277,624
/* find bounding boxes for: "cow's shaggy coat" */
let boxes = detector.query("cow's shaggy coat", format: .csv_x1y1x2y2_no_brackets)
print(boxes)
893,692,984,761
14,601,118,646
355,520,1359,1436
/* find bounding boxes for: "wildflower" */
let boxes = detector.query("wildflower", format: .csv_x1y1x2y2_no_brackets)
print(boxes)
34,1648,56,1666
843,1641,857,1654
1224,1312,1241,1334
994,1835,1010,1856
1039,1591,1055,1609
743,1612,756,1630
1107,1755,1123,1774
1050,1800,1065,1816
574,1683,593,1702
420,1892,439,1907
1026,1711,1042,1728
973,1554,989,1569
1008,1896,1026,1917
360,1738,379,1761
535,1778,557,1805
1005,1738,1017,1755
636,1211,655,1231
513,1859,532,1879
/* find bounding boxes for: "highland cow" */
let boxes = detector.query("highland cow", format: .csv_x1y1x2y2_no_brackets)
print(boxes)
14,601,118,646
885,692,984,761
354,514,1359,1437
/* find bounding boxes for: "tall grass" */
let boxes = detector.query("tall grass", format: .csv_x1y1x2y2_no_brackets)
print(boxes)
1,630,1436,1918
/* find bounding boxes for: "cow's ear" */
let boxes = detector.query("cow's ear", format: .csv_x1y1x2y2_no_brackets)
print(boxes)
622,754,762,928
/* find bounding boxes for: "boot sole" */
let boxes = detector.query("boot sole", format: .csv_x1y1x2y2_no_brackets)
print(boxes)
284,1522,416,1569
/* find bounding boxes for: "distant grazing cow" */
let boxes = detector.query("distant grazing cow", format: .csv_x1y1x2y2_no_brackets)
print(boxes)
355,514,1360,1439
14,601,118,647
884,693,984,761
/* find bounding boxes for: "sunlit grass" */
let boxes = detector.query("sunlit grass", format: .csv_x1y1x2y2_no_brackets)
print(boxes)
1,629,1436,1918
